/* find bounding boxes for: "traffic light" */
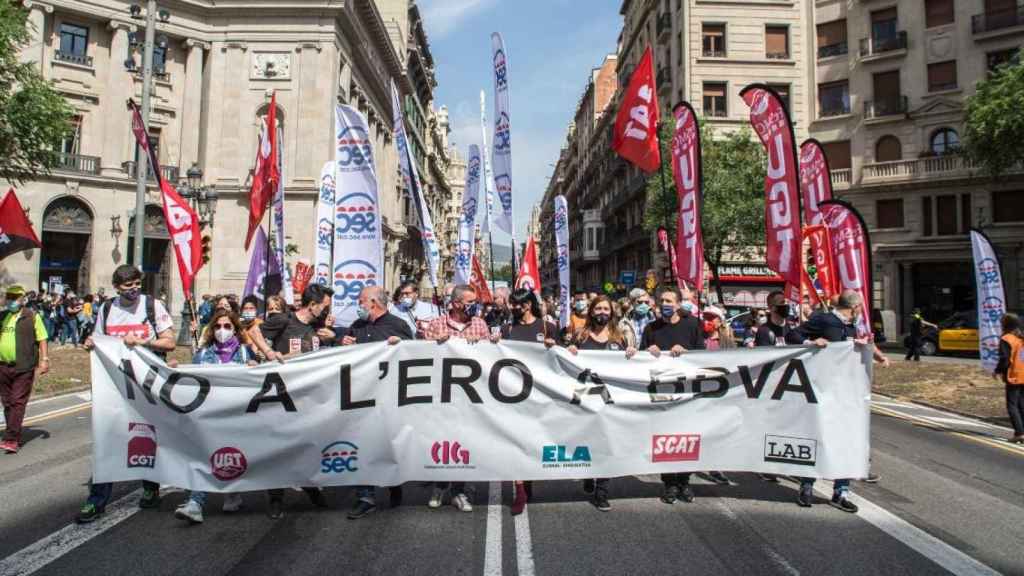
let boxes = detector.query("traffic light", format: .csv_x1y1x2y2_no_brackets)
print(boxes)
200,234,212,266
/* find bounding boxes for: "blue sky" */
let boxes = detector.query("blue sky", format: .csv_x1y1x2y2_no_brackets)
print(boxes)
419,0,622,245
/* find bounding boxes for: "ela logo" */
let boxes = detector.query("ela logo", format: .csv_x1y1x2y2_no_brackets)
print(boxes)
542,445,592,468
127,422,156,469
651,434,701,463
764,435,817,466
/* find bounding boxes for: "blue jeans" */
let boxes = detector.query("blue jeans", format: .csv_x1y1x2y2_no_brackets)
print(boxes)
188,491,207,506
799,477,850,496
355,486,375,504
61,318,79,345
87,479,160,508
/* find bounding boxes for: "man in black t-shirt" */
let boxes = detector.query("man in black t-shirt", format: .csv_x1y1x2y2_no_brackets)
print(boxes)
261,285,333,356
755,290,803,348
501,289,558,347
640,288,704,505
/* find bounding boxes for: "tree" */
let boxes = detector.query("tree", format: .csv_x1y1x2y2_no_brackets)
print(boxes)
963,57,1024,177
0,4,75,185
644,117,766,304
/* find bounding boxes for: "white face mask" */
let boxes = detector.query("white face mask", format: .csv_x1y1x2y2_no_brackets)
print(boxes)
214,328,234,344
400,297,414,309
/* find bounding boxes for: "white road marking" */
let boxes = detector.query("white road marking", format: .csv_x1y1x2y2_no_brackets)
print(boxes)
0,402,91,431
923,416,999,430
513,495,536,576
812,481,1001,576
872,396,1014,433
713,500,800,576
483,482,502,576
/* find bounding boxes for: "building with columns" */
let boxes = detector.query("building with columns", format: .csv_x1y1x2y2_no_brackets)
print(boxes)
3,0,457,318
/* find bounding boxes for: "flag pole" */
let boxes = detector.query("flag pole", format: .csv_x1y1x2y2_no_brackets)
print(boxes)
263,202,271,319
488,229,497,292
656,127,676,288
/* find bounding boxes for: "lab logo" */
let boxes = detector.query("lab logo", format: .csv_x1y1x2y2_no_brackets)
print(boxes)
427,441,474,469
335,192,378,238
336,125,374,171
542,445,592,468
333,259,378,305
764,435,816,466
127,422,156,469
211,447,248,481
651,434,701,463
321,441,359,474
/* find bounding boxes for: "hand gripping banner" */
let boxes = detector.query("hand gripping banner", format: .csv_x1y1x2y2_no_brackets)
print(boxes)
454,145,481,285
970,228,1006,371
90,336,871,491
671,101,704,290
799,139,834,227
554,195,570,329
740,84,802,289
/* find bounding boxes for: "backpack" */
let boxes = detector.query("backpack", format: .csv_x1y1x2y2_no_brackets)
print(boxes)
99,296,166,359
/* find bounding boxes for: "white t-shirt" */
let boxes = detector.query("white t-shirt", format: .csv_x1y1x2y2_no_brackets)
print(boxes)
96,296,174,341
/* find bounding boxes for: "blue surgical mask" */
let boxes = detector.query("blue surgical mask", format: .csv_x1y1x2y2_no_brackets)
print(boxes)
241,310,257,322
400,297,414,309
356,305,370,321
634,303,651,316
681,301,696,315
465,303,481,318
6,301,21,313
661,305,676,318
574,300,587,313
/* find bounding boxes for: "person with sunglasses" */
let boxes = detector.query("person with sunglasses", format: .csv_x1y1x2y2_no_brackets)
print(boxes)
78,265,176,523
174,309,254,524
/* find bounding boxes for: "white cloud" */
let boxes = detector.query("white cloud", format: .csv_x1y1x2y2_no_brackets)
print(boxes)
420,0,496,39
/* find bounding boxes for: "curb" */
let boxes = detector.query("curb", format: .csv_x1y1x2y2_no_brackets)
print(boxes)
28,385,90,403
872,391,1009,428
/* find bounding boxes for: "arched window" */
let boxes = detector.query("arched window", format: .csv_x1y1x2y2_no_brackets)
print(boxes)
930,127,959,155
875,135,902,162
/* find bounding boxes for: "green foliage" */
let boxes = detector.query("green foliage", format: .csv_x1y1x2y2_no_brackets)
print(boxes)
0,4,75,185
643,117,766,302
963,57,1024,177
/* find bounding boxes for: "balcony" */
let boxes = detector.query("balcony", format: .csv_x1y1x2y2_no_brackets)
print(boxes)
601,174,647,219
54,153,100,175
702,49,726,58
864,95,908,119
657,12,672,38
859,31,907,58
819,102,851,118
830,168,851,190
122,161,181,184
53,50,93,67
582,209,602,224
861,154,986,185
972,5,1024,36
599,227,649,259
817,42,848,59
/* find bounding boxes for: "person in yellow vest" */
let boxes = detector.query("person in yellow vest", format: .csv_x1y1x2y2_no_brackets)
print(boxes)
0,285,49,454
994,313,1024,444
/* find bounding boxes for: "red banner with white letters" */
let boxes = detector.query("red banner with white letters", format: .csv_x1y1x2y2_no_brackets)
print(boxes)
740,85,802,290
804,224,837,301
799,139,833,227
471,254,493,304
515,236,540,294
670,102,704,291
612,46,661,173
820,200,872,339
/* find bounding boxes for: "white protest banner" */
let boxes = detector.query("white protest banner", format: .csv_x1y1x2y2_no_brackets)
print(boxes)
554,195,570,329
90,336,870,492
454,145,481,285
332,106,382,327
314,161,335,289
491,33,514,238
971,229,1007,372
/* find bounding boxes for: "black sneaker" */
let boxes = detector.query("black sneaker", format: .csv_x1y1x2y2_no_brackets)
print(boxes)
268,498,284,520
138,488,160,509
592,495,611,512
76,502,104,524
347,500,377,520
864,473,881,484
306,489,328,509
797,484,813,508
829,494,858,513
707,471,731,485
758,473,779,483
583,479,595,494
660,484,679,504
679,484,695,503
389,486,403,508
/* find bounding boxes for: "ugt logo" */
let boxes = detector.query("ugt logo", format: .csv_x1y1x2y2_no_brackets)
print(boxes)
335,192,377,237
493,48,508,90
334,260,378,304
751,89,771,116
494,113,511,153
977,258,1001,286
336,126,373,171
431,441,470,465
321,441,359,474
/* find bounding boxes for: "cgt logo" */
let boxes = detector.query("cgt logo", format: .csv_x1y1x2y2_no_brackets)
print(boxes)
336,126,373,171
127,422,156,469
321,441,359,474
542,445,592,468
211,447,248,481
652,434,701,463
334,260,378,304
764,435,816,466
335,192,378,236
429,441,473,468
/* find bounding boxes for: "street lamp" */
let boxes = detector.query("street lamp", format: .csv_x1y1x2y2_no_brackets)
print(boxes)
176,163,217,346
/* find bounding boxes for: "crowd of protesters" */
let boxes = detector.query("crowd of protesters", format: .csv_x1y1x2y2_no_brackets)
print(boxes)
5,263,1020,527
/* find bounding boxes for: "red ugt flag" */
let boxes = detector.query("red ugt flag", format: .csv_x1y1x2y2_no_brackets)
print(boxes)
0,189,41,261
515,236,541,294
245,92,280,249
470,254,493,304
612,46,661,173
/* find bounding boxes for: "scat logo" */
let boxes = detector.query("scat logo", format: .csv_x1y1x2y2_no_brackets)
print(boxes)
336,125,373,171
494,113,511,153
333,260,378,305
321,441,359,474
335,192,377,237
211,447,247,481
494,48,508,90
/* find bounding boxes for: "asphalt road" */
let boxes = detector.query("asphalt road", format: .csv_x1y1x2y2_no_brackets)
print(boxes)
1,393,1022,576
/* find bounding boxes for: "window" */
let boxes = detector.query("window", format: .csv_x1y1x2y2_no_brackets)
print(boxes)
923,193,972,236
992,190,1024,222
767,84,790,113
928,61,958,92
703,24,726,57
766,25,789,59
875,135,902,162
876,199,904,228
871,8,898,44
871,70,903,116
61,116,82,155
153,46,167,74
817,19,848,58
987,48,1019,73
925,0,955,27
961,194,972,233
821,140,852,170
984,0,1020,30
59,23,89,57
818,80,850,117
922,197,933,236
703,82,727,117
936,195,958,235
930,128,960,155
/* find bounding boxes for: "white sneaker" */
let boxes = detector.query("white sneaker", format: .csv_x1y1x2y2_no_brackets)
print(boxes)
174,500,204,524
222,494,244,513
428,487,445,509
452,492,473,512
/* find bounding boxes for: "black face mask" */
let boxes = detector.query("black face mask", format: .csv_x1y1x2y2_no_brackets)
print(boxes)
511,308,525,321
592,313,610,326
773,304,789,317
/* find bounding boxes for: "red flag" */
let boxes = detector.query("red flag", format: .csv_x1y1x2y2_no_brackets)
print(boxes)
612,46,661,173
128,100,202,299
801,266,822,308
804,224,837,300
740,84,802,289
820,200,873,339
670,102,704,290
799,139,833,226
515,237,540,293
0,189,41,261
470,254,493,304
245,92,280,250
